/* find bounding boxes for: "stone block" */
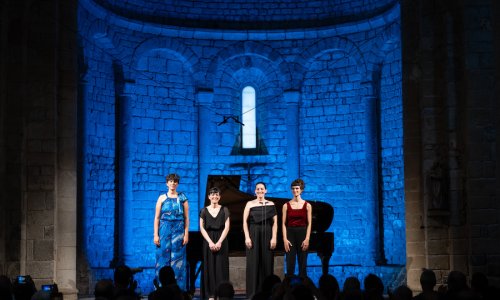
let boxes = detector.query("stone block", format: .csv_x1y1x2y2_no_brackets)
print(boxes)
450,255,468,273
26,261,54,279
27,211,54,226
44,225,54,239
406,255,426,269
450,239,468,255
427,240,448,255
228,257,246,291
6,262,20,279
33,240,54,260
405,269,422,291
428,255,449,270
427,228,448,240
56,268,77,293
27,226,44,240
27,192,47,211
406,242,425,256
56,246,77,270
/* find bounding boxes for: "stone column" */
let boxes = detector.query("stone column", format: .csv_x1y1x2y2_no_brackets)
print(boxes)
284,90,300,183
54,70,79,300
118,83,135,265
363,93,382,266
197,90,213,218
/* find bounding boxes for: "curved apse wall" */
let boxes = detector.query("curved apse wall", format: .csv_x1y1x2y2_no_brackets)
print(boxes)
89,0,398,29
78,0,404,294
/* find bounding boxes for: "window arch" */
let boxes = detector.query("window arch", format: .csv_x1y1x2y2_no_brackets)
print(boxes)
242,86,256,149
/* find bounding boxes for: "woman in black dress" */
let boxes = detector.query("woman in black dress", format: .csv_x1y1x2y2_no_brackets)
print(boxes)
199,187,230,300
243,182,277,299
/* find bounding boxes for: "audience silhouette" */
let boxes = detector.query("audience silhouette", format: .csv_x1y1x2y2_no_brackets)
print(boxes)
413,269,440,300
318,273,340,300
1,268,499,300
94,279,114,300
148,266,184,300
0,275,13,300
215,281,235,300
363,273,384,300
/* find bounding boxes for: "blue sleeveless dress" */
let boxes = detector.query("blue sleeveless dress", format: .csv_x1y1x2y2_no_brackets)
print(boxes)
155,192,188,289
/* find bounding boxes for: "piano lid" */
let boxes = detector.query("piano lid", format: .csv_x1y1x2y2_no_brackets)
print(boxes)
204,175,333,233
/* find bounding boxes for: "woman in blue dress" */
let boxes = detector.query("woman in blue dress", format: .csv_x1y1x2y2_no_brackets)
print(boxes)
154,173,189,290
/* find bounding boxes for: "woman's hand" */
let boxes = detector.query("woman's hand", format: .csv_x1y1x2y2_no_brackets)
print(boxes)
209,241,216,251
301,239,309,251
154,235,160,247
183,233,189,246
270,238,277,250
245,238,252,249
284,239,292,252
214,241,222,252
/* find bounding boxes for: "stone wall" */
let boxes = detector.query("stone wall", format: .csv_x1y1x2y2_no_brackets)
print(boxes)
401,0,500,291
2,0,498,299
0,0,78,299
78,0,404,294
88,0,397,28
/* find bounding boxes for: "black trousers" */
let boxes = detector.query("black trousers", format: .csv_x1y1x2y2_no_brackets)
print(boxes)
285,226,308,277
246,223,274,299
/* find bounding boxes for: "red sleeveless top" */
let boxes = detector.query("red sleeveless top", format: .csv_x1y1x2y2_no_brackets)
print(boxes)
286,201,308,227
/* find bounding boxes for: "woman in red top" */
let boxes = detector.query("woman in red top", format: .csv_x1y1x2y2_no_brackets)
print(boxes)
282,178,312,278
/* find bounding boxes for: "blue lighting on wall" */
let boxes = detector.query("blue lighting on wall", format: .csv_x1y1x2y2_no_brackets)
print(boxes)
78,0,404,294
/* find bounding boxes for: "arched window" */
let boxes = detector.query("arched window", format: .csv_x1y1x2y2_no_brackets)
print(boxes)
242,86,256,149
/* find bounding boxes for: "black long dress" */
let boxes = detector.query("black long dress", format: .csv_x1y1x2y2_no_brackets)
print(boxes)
246,204,277,299
200,206,230,299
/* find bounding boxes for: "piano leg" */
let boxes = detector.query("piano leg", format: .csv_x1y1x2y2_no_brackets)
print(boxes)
318,253,332,275
187,260,200,296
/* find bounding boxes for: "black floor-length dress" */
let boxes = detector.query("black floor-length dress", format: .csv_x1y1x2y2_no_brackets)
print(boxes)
200,206,230,299
246,204,277,299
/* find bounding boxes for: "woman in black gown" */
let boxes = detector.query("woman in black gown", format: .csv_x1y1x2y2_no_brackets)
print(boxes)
243,182,277,299
199,187,230,300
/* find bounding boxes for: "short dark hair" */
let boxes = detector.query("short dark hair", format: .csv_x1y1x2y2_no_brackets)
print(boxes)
208,187,220,195
166,173,180,183
290,178,305,190
255,182,267,189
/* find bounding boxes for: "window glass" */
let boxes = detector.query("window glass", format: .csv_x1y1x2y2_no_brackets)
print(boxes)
242,86,256,149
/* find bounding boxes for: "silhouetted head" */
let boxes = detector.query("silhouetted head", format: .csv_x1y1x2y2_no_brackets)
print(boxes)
159,266,176,287
343,276,361,293
0,275,13,300
290,283,314,300
471,272,488,292
420,269,437,291
114,265,133,288
319,273,340,299
393,285,413,300
13,275,36,300
262,274,281,293
216,281,234,299
94,279,114,299
364,273,384,297
447,271,467,293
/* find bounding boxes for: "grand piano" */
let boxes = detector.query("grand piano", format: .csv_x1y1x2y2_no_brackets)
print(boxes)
186,175,334,295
